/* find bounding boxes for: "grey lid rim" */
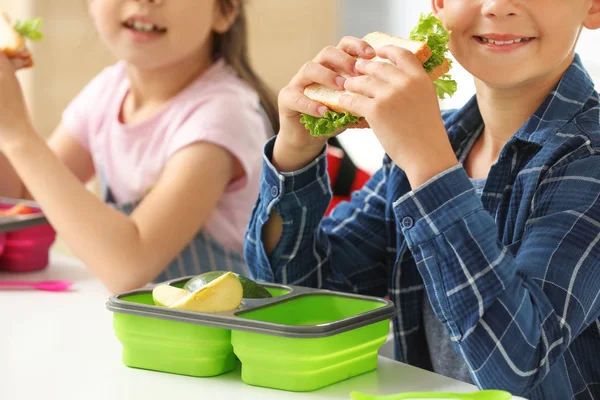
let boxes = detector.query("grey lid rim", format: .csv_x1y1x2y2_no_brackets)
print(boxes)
0,197,48,233
105,279,396,339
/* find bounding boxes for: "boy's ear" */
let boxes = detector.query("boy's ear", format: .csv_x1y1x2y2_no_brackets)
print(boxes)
213,0,241,34
431,0,445,20
583,0,600,30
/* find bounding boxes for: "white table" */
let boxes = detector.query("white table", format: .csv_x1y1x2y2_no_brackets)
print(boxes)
0,253,520,400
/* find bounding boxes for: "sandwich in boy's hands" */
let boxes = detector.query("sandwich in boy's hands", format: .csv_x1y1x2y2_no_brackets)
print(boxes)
276,13,459,186
274,14,457,174
300,13,457,137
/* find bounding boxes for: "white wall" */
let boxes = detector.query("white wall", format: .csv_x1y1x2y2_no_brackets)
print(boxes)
576,30,600,86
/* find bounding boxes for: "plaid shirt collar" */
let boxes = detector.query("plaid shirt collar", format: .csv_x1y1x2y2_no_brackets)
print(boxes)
445,54,596,155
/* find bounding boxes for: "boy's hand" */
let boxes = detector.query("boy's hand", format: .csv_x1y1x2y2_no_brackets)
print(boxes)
340,45,458,188
274,36,375,172
0,53,34,150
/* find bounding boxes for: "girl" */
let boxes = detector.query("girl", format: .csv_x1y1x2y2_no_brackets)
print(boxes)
0,0,278,293
246,0,600,399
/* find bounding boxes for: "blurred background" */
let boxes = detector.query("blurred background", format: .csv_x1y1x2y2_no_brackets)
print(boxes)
3,0,600,174
1,0,599,260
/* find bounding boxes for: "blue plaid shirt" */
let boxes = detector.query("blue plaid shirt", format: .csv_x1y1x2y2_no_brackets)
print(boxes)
245,55,600,400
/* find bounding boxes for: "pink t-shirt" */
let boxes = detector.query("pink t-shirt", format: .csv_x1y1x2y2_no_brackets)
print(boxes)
62,59,271,253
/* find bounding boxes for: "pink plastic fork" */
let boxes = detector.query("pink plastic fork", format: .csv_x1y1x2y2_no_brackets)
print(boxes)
0,280,73,292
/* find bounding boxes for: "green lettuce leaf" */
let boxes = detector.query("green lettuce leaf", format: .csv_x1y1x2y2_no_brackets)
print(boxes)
434,74,457,99
300,111,360,137
409,13,457,99
409,13,449,72
14,18,44,41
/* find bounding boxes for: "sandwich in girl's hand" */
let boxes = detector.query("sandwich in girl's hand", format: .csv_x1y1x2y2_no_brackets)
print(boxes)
0,9,43,70
301,13,457,137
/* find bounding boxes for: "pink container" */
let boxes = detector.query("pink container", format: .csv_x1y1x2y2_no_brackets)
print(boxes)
0,233,6,255
0,203,56,272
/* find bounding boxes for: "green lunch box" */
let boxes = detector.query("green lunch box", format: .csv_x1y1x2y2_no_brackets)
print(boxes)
105,277,396,392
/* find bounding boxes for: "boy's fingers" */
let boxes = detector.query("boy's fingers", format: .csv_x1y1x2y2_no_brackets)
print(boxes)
338,92,370,119
354,58,402,83
343,75,384,98
291,61,346,91
314,45,358,77
337,36,376,59
376,45,424,75
279,87,328,118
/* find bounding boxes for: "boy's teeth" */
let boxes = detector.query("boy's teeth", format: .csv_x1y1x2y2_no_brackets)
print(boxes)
482,37,528,45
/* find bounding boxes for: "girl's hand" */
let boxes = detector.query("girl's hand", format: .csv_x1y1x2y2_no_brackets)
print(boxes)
0,54,34,149
273,36,376,172
340,45,459,188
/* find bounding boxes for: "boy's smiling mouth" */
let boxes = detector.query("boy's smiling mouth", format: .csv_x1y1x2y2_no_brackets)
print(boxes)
474,34,536,51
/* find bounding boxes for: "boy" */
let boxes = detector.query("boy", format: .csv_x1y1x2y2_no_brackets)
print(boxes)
245,1,600,399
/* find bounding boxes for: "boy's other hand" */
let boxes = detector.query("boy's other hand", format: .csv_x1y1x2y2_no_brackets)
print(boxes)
274,36,375,172
340,45,458,187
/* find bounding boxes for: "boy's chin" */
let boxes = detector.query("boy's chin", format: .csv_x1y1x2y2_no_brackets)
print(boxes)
473,67,542,90
480,76,533,89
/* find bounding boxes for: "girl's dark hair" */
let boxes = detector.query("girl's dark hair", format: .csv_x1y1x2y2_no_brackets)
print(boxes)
214,0,280,134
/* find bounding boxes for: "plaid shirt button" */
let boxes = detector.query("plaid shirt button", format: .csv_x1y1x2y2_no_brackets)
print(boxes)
270,186,279,197
402,217,414,229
